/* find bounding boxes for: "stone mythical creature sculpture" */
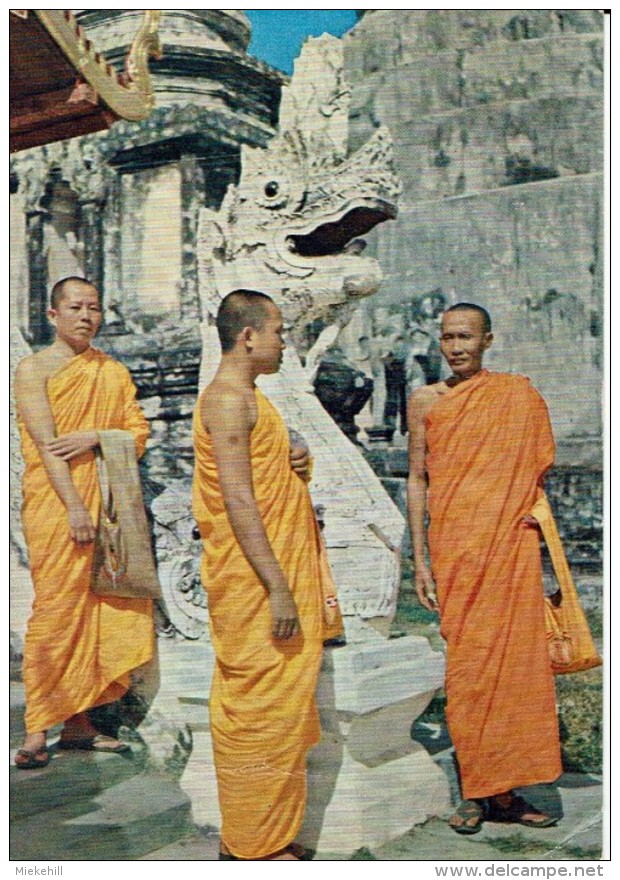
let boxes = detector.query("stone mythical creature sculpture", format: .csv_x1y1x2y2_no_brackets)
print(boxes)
198,36,399,347
191,35,404,639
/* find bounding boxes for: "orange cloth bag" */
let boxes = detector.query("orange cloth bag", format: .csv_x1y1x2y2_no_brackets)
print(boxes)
531,494,602,675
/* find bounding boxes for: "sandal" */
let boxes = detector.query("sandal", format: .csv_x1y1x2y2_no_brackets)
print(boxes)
14,747,50,770
58,734,131,754
487,793,558,828
448,799,484,835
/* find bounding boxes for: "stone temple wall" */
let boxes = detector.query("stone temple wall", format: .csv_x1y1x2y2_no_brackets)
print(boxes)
340,9,604,563
342,9,603,453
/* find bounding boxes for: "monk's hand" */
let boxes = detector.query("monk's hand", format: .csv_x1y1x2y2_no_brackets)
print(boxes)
415,563,439,613
520,514,540,527
67,502,97,545
269,585,300,641
290,446,311,481
47,431,99,461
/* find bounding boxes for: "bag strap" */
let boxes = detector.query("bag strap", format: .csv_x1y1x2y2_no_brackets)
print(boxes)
95,450,116,522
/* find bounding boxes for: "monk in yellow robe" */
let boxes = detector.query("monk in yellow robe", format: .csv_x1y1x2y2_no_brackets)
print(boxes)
192,289,342,860
407,303,562,834
14,277,154,769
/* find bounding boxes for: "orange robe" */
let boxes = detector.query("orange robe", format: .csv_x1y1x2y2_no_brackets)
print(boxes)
425,370,562,799
193,387,339,859
18,347,154,734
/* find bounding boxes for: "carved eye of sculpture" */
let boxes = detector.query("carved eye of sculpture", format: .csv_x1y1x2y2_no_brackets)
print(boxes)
256,174,290,209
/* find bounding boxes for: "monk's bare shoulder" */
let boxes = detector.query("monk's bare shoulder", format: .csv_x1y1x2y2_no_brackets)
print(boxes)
200,379,257,434
408,381,448,424
14,348,65,392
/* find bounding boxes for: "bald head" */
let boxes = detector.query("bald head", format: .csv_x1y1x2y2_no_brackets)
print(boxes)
443,302,492,334
50,276,99,310
216,289,275,353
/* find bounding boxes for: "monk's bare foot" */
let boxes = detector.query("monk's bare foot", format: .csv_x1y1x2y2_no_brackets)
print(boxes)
59,712,127,752
448,799,484,834
15,731,49,769
20,732,47,753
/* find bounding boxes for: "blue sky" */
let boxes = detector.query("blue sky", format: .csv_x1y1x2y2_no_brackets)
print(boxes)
245,10,358,74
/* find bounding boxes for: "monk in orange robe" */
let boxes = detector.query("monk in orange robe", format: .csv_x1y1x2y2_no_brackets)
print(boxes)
407,303,562,834
192,289,342,860
14,277,154,769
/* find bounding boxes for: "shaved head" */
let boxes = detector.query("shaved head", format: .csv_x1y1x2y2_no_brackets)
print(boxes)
50,276,98,310
443,302,492,334
216,289,275,353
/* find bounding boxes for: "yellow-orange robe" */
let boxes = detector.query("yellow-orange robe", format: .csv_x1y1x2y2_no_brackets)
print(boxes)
193,387,340,859
425,370,562,799
18,347,154,734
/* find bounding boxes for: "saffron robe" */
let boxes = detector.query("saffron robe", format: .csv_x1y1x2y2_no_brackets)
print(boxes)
425,370,562,799
193,387,340,859
18,348,154,734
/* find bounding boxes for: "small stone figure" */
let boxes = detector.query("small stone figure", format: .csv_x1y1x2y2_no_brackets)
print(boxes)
313,345,374,443
410,289,447,384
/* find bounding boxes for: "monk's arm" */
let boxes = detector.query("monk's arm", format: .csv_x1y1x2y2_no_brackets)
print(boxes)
204,390,300,641
406,390,439,612
14,359,96,544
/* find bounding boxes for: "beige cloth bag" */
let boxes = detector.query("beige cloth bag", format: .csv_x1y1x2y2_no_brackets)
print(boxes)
91,429,162,600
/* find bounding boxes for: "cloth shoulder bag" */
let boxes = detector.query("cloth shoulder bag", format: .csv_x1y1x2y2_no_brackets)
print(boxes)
92,429,162,600
531,493,601,675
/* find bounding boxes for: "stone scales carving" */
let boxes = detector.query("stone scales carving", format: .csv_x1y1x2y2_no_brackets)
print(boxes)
159,35,449,853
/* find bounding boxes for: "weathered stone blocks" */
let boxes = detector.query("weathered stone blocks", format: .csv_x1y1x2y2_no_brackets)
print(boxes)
371,174,602,453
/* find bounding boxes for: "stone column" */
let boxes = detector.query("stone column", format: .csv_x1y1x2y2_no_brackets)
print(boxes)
102,173,123,307
79,199,104,295
26,211,51,345
179,155,205,321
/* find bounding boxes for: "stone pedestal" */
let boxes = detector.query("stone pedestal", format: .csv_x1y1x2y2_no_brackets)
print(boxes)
299,628,450,852
173,625,449,854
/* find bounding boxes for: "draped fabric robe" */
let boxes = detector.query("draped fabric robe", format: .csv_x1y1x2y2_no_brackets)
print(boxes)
425,370,562,799
18,348,154,734
193,387,340,859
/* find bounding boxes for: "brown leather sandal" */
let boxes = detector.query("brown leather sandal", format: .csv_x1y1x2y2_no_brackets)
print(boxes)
14,747,50,770
487,793,558,828
448,799,485,835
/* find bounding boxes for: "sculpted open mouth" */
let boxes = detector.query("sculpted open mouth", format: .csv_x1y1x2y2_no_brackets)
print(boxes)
285,201,397,258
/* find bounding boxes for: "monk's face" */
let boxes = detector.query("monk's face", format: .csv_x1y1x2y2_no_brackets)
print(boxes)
249,301,286,374
440,310,493,379
48,282,102,352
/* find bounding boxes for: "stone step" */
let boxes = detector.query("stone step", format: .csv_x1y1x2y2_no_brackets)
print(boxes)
345,9,603,76
10,751,193,861
348,33,602,124
351,94,602,203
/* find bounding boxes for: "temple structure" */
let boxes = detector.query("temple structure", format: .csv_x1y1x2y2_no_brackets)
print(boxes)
10,9,161,152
